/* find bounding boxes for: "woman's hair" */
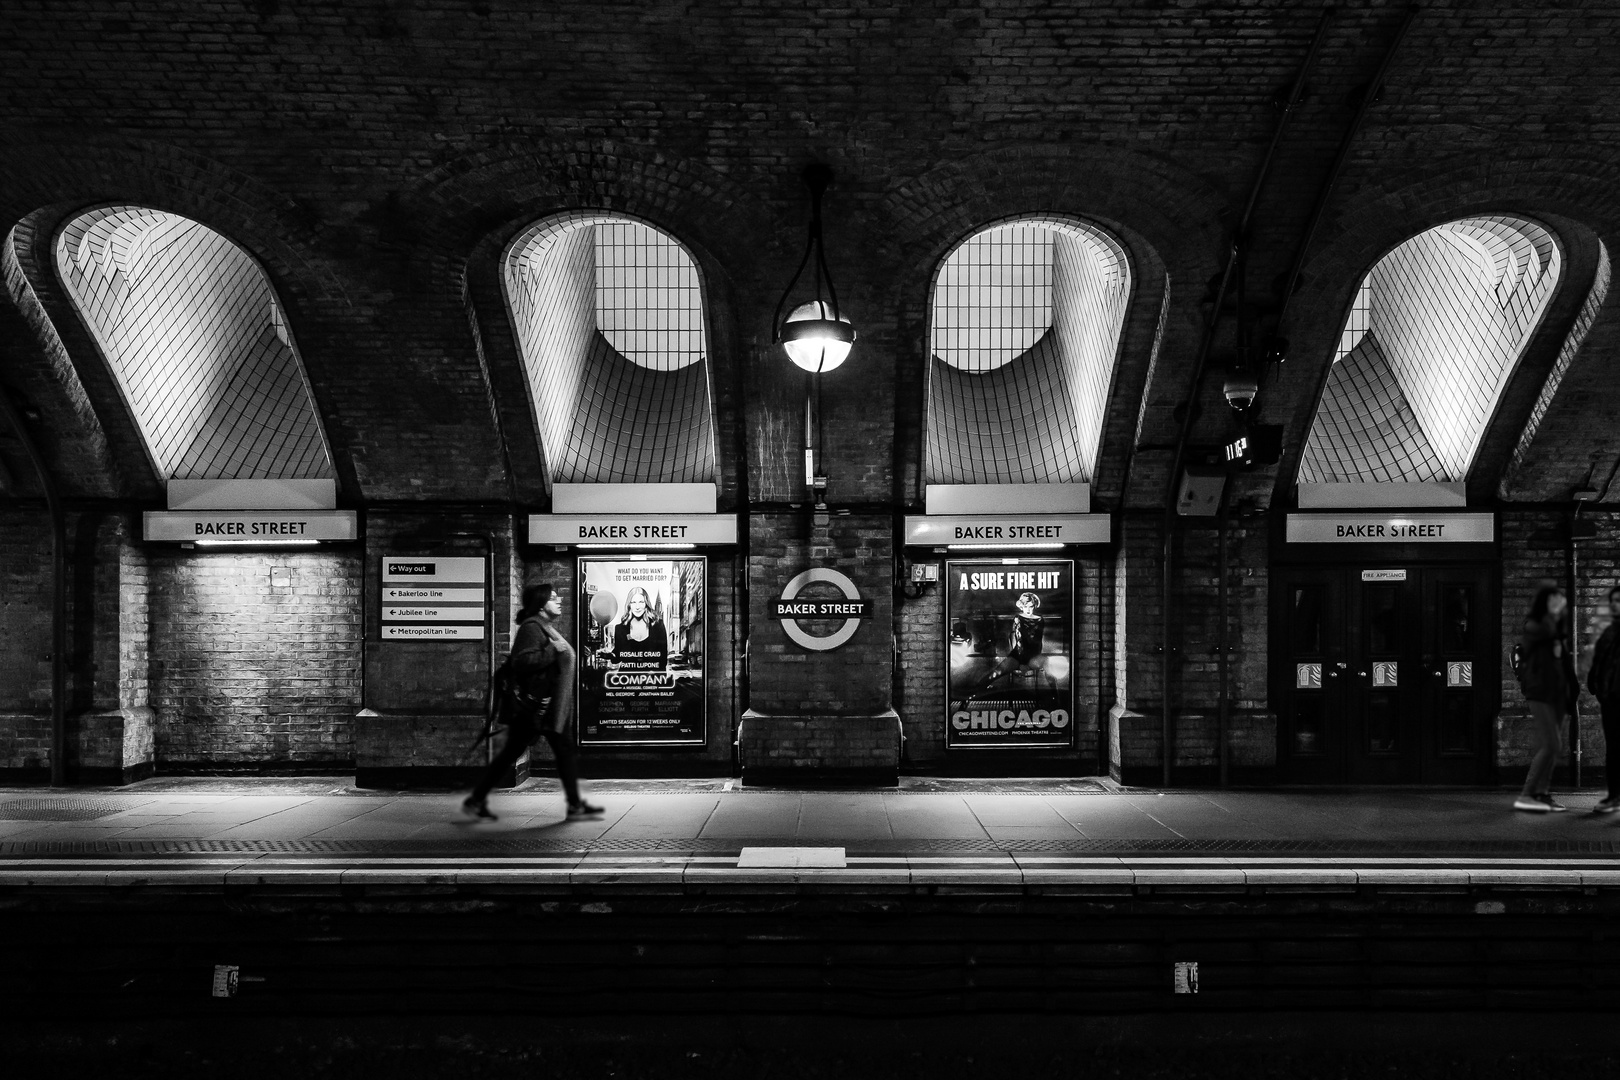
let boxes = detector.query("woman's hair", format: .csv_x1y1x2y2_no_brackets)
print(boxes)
1017,591,1041,612
1609,584,1620,603
618,586,661,626
518,582,556,621
1527,584,1565,623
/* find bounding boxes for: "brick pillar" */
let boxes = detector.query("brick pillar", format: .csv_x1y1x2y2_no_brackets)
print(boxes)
354,511,516,788
0,509,53,781
66,512,155,784
742,511,899,783
1110,513,1165,784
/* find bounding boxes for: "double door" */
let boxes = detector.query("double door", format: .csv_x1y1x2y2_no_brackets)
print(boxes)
1275,564,1496,784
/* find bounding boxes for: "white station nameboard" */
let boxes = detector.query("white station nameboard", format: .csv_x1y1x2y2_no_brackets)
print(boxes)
145,510,357,542
903,514,1111,547
1286,512,1494,544
380,555,487,640
528,514,738,546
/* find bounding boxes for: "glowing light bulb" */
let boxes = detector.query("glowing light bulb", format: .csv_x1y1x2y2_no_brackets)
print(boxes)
780,300,855,373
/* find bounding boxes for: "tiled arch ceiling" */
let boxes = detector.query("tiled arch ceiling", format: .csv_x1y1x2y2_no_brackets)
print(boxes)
925,216,1132,485
502,213,716,485
1299,215,1561,485
54,206,334,481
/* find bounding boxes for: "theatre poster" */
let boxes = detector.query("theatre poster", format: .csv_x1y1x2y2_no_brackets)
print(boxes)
945,559,1074,750
576,556,707,747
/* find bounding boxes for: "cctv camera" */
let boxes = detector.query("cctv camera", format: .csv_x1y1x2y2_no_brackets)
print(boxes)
1223,372,1259,411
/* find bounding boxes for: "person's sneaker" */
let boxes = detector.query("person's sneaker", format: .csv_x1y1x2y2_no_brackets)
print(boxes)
461,797,498,821
1593,796,1620,815
566,801,605,819
1514,796,1551,812
1540,794,1568,813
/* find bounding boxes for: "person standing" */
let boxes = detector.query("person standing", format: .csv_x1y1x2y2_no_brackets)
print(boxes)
1586,585,1620,814
463,583,603,822
1514,585,1580,813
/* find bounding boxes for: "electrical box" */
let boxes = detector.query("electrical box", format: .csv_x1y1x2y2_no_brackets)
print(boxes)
909,562,940,584
1176,468,1226,517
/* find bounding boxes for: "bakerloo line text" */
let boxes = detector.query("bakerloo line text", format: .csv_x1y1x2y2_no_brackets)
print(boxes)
952,708,1071,730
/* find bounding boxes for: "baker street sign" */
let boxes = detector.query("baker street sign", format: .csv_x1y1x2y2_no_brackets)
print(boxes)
769,597,872,619
770,568,869,651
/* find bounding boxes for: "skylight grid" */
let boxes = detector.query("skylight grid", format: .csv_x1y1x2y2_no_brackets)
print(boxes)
1509,242,1611,479
55,206,333,481
925,215,1132,485
1300,215,1561,486
503,213,716,486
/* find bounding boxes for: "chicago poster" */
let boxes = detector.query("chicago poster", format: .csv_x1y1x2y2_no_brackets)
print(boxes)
945,559,1074,749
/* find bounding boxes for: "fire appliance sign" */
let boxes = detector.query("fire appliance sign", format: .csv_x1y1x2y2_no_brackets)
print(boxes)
380,555,488,640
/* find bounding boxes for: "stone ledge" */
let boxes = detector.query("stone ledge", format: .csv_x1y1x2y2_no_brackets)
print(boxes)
68,707,156,785
739,709,901,784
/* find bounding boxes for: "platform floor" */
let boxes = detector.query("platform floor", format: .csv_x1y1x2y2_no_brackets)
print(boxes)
5,777,1620,888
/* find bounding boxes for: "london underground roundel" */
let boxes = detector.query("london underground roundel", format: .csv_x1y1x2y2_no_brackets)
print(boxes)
771,568,869,652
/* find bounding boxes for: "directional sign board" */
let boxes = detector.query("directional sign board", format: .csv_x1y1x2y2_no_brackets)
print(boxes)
380,555,487,640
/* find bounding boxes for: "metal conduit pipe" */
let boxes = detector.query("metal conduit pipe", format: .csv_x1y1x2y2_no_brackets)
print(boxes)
1159,8,1335,787
1217,503,1229,787
1570,503,1585,789
0,379,68,786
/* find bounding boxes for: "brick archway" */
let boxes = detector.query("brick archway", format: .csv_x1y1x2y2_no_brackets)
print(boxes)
1264,154,1620,510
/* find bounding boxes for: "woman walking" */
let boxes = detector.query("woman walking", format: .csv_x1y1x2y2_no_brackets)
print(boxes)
463,583,603,822
1514,584,1580,813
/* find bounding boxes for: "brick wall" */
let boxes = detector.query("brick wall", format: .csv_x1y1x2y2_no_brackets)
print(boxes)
895,566,945,765
149,549,361,769
0,511,52,716
73,511,148,714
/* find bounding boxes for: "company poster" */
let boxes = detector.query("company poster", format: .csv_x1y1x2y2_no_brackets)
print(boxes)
945,559,1074,750
577,556,706,747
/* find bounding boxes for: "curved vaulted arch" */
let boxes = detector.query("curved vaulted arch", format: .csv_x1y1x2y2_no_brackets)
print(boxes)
53,205,333,482
1299,215,1562,487
502,212,716,486
925,214,1132,486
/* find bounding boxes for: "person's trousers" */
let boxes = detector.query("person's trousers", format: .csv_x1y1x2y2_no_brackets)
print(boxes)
1521,700,1563,798
470,721,581,806
1601,697,1620,799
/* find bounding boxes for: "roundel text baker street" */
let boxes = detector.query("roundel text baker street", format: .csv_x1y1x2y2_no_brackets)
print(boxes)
770,568,870,652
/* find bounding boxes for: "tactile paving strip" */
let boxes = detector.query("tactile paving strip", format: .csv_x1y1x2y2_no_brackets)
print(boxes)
0,798,132,822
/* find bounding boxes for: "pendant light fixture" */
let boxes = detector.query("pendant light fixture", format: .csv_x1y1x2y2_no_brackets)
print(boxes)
771,164,856,373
